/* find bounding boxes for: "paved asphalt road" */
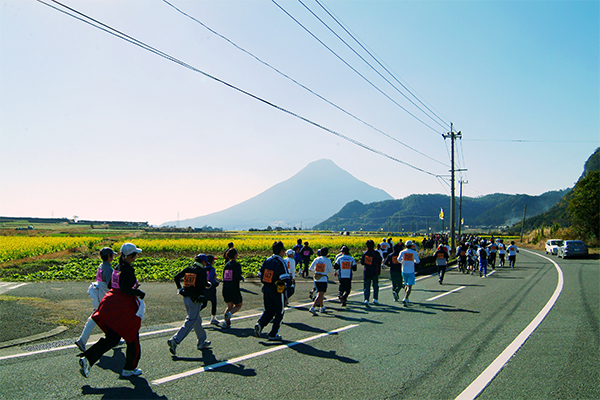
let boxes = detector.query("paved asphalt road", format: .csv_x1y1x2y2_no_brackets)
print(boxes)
0,249,597,399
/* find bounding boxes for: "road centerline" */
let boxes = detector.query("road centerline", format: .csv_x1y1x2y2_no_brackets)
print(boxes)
426,286,466,301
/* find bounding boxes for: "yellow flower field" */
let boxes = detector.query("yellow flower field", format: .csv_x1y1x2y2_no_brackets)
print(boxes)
0,236,103,263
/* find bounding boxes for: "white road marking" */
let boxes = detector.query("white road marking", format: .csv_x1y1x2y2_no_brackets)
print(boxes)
151,324,359,385
427,286,466,301
455,250,564,400
0,282,29,295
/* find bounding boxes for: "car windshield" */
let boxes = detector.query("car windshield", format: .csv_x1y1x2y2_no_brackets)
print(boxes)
551,240,563,246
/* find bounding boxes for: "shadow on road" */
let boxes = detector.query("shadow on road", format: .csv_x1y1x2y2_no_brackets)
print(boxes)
82,376,167,399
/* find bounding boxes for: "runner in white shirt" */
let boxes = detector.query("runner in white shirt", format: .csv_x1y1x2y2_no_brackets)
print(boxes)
507,241,519,268
497,239,506,267
284,250,296,305
399,241,420,306
308,248,333,315
333,246,357,307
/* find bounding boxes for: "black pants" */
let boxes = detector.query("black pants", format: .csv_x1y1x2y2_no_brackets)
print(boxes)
83,327,140,371
338,278,352,304
203,288,217,315
302,258,311,277
257,289,285,337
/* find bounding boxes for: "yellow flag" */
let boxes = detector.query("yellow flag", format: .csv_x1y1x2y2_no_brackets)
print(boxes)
439,208,444,220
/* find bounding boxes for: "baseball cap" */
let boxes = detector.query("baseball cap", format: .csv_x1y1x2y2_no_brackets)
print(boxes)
406,240,413,247
100,247,117,257
195,253,208,263
286,249,294,256
120,242,142,256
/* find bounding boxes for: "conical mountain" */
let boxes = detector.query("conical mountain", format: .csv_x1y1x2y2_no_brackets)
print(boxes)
163,159,393,230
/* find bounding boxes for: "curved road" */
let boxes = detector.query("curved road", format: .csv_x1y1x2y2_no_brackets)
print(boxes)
0,249,597,399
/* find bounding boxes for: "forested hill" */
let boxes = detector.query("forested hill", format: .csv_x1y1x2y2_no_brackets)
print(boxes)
315,190,568,232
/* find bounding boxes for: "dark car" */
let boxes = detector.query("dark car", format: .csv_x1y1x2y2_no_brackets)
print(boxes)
557,240,589,259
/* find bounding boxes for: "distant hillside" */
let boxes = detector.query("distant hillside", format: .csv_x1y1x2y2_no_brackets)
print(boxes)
316,190,567,232
511,147,599,232
162,159,393,230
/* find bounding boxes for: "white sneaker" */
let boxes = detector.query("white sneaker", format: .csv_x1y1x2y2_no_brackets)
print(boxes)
210,317,219,326
320,307,326,313
373,299,380,305
79,357,90,378
224,312,232,326
121,368,142,377
309,307,318,316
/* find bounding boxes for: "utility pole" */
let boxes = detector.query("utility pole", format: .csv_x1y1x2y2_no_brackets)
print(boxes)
443,123,461,252
520,204,527,242
458,180,468,240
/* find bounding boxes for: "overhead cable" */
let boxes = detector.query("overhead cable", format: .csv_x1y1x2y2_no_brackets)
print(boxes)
271,0,445,136
161,0,448,167
38,0,446,179
301,0,448,131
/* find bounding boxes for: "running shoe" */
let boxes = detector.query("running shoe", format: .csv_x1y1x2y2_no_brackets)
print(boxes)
254,323,262,338
268,334,282,341
79,357,90,378
198,340,212,350
320,307,326,313
373,299,380,305
210,318,219,326
309,289,315,300
167,338,177,356
224,312,232,326
309,307,318,316
393,292,399,301
121,368,143,377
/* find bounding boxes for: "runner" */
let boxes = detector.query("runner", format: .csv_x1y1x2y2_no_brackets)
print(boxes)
75,247,116,352
300,241,314,278
434,244,449,284
399,240,420,306
308,247,334,315
507,241,519,268
284,249,296,306
254,241,291,341
487,240,498,269
333,246,356,307
497,239,506,267
167,253,211,356
204,255,220,326
361,240,383,306
385,243,404,300
478,240,489,278
78,242,145,378
456,242,468,273
221,249,244,328
292,239,303,275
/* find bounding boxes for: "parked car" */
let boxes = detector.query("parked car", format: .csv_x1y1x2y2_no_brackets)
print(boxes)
545,239,563,255
557,240,589,258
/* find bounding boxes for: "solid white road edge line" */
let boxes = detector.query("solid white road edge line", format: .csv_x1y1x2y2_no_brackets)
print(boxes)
426,286,466,301
454,249,564,400
151,324,359,385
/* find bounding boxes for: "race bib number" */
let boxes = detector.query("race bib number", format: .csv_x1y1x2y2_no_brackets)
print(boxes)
392,256,399,264
183,273,197,287
110,271,121,289
95,267,103,282
341,261,352,270
303,250,310,256
403,253,414,262
364,256,373,265
223,270,233,282
263,269,274,283
315,263,326,273
437,253,445,259
382,243,388,250
460,251,466,256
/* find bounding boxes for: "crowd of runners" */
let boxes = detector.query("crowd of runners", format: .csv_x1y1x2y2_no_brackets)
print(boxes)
76,236,518,378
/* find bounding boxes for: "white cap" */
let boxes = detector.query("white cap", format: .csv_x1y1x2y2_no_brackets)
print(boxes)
406,240,413,247
120,242,142,256
286,249,294,256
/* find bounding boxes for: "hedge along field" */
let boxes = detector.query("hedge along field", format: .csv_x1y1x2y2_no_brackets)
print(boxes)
3,234,425,282
0,236,103,263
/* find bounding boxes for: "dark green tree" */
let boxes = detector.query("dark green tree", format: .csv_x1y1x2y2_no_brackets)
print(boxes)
567,170,599,239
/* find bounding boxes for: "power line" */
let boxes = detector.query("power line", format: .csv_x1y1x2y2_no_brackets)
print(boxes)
308,0,450,131
38,0,446,179
271,0,445,136
161,0,448,168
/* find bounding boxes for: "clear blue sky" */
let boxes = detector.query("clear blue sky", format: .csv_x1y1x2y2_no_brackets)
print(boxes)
1,0,598,226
